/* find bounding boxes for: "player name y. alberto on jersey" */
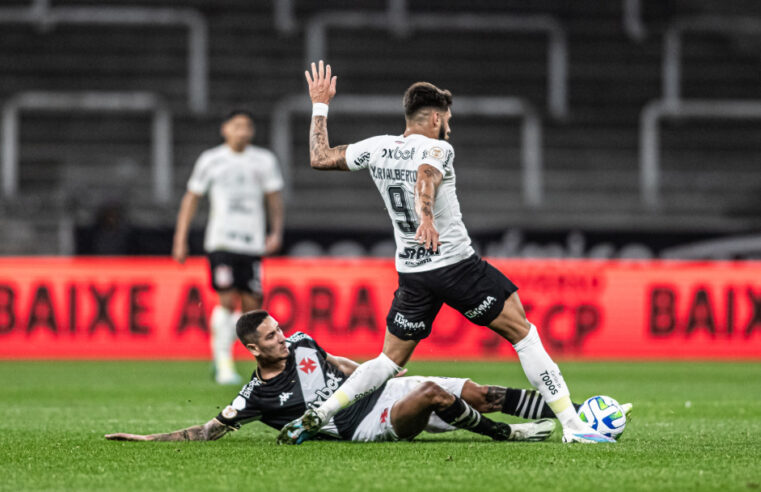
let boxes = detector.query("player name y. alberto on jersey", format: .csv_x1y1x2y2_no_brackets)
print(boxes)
345,134,475,273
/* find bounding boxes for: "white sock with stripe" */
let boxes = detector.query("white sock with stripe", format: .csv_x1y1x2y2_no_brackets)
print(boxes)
512,323,584,431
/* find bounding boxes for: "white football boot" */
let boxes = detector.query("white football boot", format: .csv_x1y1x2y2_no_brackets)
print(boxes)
507,419,556,442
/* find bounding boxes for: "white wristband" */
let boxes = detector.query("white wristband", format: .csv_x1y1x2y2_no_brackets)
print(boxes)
312,103,329,118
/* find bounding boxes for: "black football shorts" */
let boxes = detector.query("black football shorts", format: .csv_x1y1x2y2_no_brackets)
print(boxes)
207,251,263,295
386,254,518,341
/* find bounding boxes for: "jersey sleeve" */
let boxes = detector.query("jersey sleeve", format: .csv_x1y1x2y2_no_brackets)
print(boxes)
262,152,284,193
415,140,454,177
186,152,212,195
345,136,383,171
215,389,263,428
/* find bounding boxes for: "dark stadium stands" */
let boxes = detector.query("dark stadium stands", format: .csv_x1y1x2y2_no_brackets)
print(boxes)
1,0,760,254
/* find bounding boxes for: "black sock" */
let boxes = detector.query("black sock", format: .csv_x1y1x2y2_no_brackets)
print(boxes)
502,389,581,419
436,397,512,441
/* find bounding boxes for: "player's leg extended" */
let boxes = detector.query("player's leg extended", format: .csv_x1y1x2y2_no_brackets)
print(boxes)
392,381,554,442
324,329,417,416
211,290,241,385
488,294,614,443
460,380,580,419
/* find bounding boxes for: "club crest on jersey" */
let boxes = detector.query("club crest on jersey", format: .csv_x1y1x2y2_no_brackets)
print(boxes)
299,357,317,374
279,392,293,406
427,146,444,160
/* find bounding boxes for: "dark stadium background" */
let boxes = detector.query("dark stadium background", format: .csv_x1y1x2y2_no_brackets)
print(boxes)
2,0,761,259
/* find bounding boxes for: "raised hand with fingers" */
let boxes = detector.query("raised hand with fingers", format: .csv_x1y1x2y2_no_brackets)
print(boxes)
304,60,337,105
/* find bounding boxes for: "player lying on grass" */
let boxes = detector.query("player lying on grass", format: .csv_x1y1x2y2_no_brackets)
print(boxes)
105,310,592,444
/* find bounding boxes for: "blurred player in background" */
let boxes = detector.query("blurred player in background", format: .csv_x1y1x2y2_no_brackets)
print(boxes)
173,110,284,385
280,61,616,444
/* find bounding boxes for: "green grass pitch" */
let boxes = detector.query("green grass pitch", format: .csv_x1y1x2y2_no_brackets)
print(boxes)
1,360,760,491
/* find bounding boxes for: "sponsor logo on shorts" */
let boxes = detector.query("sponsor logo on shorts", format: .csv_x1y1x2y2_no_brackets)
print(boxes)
394,312,426,332
464,296,497,320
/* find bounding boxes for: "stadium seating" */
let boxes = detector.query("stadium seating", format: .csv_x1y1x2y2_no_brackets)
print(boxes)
1,0,760,253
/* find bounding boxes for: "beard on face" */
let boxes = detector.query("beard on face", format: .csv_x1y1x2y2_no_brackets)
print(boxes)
438,123,447,140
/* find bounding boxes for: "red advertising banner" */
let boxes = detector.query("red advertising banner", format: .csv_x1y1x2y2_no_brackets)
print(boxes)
0,257,759,359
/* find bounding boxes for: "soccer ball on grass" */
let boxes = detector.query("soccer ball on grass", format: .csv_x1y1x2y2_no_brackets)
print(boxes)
577,395,627,440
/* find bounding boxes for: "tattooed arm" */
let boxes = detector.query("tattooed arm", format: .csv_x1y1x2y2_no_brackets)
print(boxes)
105,418,235,442
414,164,443,252
309,117,349,171
304,60,348,171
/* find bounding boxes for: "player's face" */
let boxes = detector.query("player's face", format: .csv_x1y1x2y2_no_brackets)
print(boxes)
221,115,255,151
252,317,289,362
437,109,452,140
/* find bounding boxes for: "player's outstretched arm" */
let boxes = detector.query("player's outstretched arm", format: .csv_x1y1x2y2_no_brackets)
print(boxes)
105,418,234,442
304,60,349,171
414,164,443,252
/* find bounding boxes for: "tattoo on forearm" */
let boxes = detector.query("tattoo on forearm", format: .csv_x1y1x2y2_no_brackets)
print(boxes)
149,419,232,442
423,169,435,177
309,116,347,170
484,386,506,412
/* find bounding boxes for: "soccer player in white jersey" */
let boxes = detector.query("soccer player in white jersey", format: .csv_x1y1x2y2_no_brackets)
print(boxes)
278,61,616,444
173,110,284,385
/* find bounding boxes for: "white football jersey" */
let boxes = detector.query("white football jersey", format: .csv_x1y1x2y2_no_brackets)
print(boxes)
187,144,283,255
345,134,475,272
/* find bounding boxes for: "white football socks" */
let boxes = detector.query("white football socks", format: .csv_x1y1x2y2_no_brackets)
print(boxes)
512,323,584,431
315,352,402,422
210,305,240,382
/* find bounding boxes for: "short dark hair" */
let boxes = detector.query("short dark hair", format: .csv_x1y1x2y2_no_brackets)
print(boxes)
403,82,452,118
236,309,270,346
222,109,255,124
